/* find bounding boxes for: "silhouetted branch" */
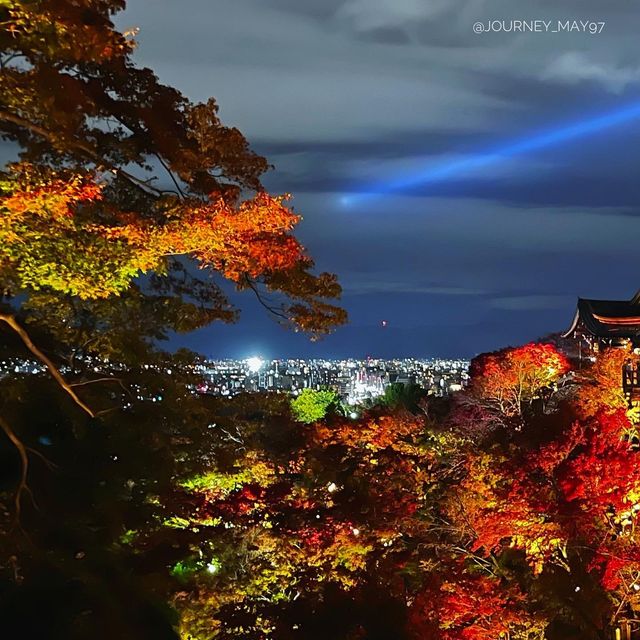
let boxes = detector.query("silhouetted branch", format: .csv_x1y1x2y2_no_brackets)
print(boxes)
69,377,122,387
0,313,95,417
0,109,169,199
0,415,30,527
155,153,186,198
243,275,289,322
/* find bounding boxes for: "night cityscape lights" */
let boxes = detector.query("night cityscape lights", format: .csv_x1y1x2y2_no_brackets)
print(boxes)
0,356,469,406
195,357,469,404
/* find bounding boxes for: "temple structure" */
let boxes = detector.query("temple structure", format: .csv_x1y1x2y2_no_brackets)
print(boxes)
563,291,640,400
563,291,640,349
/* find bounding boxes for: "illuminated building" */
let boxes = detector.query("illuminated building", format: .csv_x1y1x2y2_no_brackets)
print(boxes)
563,291,640,351
564,291,640,400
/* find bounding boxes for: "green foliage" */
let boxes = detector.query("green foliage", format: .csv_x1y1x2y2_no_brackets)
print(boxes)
171,557,204,582
379,382,425,411
119,528,139,544
179,456,277,497
162,517,191,530
290,387,341,423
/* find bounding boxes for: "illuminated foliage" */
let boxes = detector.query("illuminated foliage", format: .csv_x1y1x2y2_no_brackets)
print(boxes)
447,449,567,574
290,388,341,423
0,0,346,336
6,330,640,638
110,343,640,639
408,565,543,640
574,346,638,420
554,410,640,511
469,343,570,417
1,179,306,299
0,2,344,637
133,405,447,639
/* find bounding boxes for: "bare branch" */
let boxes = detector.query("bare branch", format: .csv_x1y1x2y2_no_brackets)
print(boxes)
0,313,95,417
0,415,30,527
26,446,57,471
0,109,169,199
69,376,122,387
70,376,133,400
242,275,289,322
154,153,186,199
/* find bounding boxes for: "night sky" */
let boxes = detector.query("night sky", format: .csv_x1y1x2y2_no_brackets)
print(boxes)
117,1,640,359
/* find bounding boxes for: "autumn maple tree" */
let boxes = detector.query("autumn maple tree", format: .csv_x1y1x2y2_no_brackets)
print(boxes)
469,343,570,417
573,346,639,420
0,0,345,344
0,0,345,525
0,3,343,638
120,341,640,640
2,316,637,639
408,565,542,640
444,345,640,638
121,397,456,640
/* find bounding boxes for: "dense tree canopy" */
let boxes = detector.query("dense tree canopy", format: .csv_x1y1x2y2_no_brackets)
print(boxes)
80,341,640,640
0,0,346,340
469,343,570,418
0,2,345,637
290,387,342,423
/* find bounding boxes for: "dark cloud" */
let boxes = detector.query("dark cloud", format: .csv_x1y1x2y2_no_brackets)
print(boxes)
352,26,413,45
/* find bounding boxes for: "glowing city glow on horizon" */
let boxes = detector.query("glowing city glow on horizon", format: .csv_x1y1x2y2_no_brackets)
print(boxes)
341,101,640,206
246,356,264,372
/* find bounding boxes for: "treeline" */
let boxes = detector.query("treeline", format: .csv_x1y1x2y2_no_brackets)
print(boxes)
4,340,640,639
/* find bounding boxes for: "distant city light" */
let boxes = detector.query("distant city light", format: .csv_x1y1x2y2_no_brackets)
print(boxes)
0,355,470,404
246,356,264,372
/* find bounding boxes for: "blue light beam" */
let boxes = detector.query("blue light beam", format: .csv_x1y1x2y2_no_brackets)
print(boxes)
341,101,640,206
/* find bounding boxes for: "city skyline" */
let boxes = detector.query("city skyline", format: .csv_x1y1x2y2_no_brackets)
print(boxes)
197,356,469,404
0,354,470,406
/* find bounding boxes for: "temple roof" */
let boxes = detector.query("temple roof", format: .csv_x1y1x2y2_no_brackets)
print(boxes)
563,291,640,338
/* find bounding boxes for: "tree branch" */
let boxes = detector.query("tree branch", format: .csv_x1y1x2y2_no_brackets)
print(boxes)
0,415,30,527
0,109,169,199
69,376,122,387
155,153,185,199
242,275,290,322
0,314,95,417
70,376,133,400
